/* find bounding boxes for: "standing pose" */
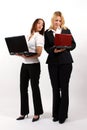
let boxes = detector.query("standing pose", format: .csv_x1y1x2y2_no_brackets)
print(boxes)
44,11,76,124
16,18,45,122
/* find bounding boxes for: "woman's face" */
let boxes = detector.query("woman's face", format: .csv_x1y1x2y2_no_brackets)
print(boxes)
36,20,44,32
52,16,62,30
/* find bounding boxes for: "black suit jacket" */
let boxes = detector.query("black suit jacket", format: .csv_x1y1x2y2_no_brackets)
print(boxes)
44,28,76,64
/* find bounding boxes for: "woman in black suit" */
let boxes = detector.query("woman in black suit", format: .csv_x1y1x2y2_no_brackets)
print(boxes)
44,11,76,124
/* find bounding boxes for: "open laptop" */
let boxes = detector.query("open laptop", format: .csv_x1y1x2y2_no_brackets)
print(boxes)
54,34,72,49
5,35,37,56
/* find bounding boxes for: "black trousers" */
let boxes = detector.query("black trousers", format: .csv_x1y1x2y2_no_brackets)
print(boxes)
48,63,72,120
20,63,43,115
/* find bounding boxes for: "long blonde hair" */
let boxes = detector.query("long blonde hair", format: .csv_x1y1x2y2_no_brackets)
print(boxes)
49,11,67,30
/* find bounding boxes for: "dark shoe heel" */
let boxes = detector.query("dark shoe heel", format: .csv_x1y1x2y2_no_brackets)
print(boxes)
32,115,40,122
59,118,66,124
53,118,59,122
16,114,28,120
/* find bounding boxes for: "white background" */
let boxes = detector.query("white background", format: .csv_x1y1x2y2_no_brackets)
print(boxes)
0,0,87,127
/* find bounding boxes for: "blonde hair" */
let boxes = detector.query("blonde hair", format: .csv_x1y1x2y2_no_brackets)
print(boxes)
49,11,67,30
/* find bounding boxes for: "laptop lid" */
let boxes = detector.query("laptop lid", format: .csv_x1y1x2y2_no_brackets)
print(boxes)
5,35,37,56
54,34,72,49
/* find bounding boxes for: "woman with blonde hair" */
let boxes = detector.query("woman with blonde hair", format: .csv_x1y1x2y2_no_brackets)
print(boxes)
44,11,76,124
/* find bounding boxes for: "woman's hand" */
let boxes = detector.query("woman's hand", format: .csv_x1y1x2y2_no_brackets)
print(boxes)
54,48,65,53
15,53,28,58
15,46,43,59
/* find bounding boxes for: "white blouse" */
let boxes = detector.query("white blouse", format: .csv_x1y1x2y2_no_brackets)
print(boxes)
23,32,44,64
48,28,62,36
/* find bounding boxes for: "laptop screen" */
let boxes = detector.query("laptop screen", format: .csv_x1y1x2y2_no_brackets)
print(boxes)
5,35,29,54
54,34,72,48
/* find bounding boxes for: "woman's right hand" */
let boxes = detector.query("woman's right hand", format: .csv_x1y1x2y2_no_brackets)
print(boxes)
54,48,65,53
15,53,27,58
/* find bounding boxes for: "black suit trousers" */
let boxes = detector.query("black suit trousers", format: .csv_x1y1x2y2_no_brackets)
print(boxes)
48,63,72,120
20,63,43,115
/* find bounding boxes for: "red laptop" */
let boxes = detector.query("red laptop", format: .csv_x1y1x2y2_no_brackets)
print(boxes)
54,34,72,49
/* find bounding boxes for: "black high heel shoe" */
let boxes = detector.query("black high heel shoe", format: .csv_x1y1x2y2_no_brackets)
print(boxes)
53,117,59,122
59,118,66,124
16,114,28,120
59,116,68,124
32,115,40,122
